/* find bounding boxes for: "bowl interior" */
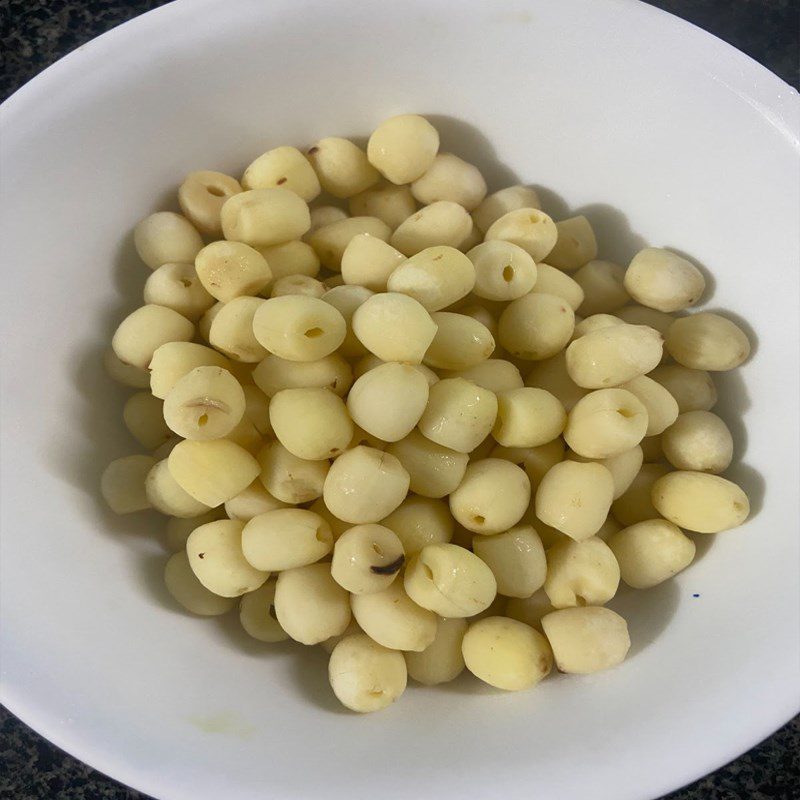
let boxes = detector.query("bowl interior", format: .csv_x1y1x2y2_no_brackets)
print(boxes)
1,1,798,799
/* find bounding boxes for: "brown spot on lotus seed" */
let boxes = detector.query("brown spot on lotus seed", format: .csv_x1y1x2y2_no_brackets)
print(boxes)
473,514,486,525
198,552,205,559
502,265,514,282
304,327,324,338
179,278,192,288
538,656,550,674
371,554,405,575
277,177,287,185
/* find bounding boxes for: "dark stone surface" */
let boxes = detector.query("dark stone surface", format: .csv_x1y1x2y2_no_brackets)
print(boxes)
0,1,798,798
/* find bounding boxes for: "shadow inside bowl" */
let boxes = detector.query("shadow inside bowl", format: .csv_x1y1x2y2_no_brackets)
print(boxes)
135,550,181,613
212,610,297,659
532,185,571,221
423,114,521,190
420,115,652,273
47,230,155,502
430,668,499,696
703,367,765,518
688,531,716,566
712,367,752,425
209,610,347,714
291,645,351,715
41,226,181,617
607,580,681,659
724,460,766,520
573,202,648,265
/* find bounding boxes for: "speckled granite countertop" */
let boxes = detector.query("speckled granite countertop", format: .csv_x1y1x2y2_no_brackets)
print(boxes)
1,1,798,798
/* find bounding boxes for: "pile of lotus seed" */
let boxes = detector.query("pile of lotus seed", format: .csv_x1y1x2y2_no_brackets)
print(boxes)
101,113,752,713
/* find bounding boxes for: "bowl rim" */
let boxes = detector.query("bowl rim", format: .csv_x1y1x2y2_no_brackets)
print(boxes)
2,0,798,124
1,2,799,799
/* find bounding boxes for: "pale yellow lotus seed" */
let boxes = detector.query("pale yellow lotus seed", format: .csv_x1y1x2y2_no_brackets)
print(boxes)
484,207,558,262
220,188,311,247
242,146,321,201
531,263,585,310
535,460,615,541
543,537,620,608
328,634,407,713
349,182,417,230
624,247,706,312
134,211,204,270
178,171,241,238
546,216,598,271
608,520,696,589
665,313,751,371
306,138,380,198
651,471,749,533
405,617,467,685
662,410,734,473
367,114,440,185
498,293,575,361
541,607,630,674
462,617,553,690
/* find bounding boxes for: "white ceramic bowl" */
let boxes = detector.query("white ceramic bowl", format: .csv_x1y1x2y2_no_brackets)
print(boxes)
1,1,798,798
